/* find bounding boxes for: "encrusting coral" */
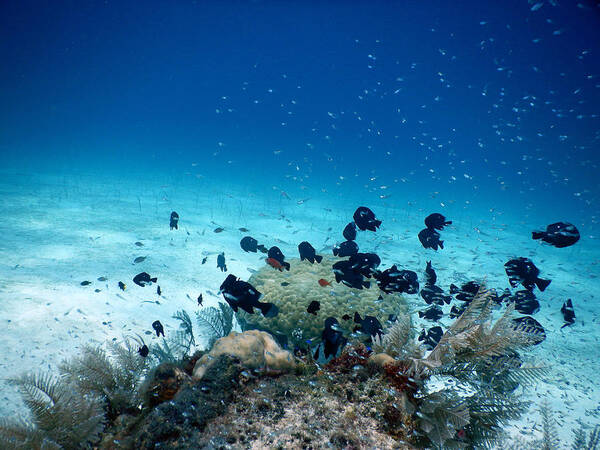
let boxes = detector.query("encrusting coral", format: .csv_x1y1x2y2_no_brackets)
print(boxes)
238,255,408,347
192,329,297,379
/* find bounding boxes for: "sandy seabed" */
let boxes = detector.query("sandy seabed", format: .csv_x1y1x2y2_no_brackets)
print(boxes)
0,170,598,447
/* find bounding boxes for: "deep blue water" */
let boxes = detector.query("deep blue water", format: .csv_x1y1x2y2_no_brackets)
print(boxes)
1,0,599,232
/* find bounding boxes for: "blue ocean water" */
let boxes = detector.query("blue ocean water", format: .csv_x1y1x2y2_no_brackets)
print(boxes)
1,0,599,446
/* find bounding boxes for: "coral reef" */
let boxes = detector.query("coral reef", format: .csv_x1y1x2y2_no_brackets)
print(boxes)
0,284,566,449
238,255,408,348
192,330,297,379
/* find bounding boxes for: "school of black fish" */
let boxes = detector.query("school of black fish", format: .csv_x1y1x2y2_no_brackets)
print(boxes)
82,207,580,360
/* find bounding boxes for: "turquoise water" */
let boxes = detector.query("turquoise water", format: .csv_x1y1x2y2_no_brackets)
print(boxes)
1,0,599,446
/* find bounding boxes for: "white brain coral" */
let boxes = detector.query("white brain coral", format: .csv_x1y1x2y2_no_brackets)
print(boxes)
237,256,408,348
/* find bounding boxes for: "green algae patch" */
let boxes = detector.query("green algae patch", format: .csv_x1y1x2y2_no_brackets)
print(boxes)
237,256,407,348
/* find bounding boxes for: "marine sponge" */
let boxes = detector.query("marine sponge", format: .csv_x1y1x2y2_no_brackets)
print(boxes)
238,256,408,348
192,330,296,379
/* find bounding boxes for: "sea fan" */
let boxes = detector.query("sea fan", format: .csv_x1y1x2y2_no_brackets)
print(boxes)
59,339,150,418
427,284,542,366
0,372,105,448
572,424,600,450
196,302,234,349
372,314,414,357
417,391,470,449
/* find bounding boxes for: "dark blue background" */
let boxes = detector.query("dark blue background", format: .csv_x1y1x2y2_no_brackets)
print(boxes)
1,0,599,228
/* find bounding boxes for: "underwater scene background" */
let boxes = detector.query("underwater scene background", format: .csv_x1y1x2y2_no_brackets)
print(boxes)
1,0,599,448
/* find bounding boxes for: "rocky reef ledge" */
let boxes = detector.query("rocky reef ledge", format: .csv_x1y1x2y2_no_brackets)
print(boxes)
103,345,413,449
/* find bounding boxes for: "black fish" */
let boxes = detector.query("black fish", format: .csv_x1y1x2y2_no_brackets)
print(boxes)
280,282,290,286
332,260,370,290
267,246,291,270
80,281,92,286
240,236,267,253
449,281,481,303
532,222,580,248
201,257,207,264
353,312,383,340
157,285,162,296
348,252,381,278
561,299,575,328
197,294,203,306
217,252,227,272
343,222,357,241
332,240,359,257
504,257,551,292
424,213,452,231
510,290,540,315
97,276,108,281
219,274,279,317
420,284,452,305
133,272,157,287
375,266,419,294
512,316,546,345
152,320,165,337
352,206,382,232
170,211,179,230
449,304,465,319
418,228,444,250
214,227,224,233
307,300,320,315
418,305,443,321
425,261,437,285
138,345,149,357
298,241,323,264
322,317,347,359
418,326,443,350
118,281,126,291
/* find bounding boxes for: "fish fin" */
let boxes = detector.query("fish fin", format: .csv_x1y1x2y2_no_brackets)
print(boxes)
532,231,545,240
445,221,452,226
261,303,279,318
449,283,459,294
315,254,323,263
535,278,551,292
283,262,291,271
363,281,370,289
418,311,424,318
439,240,444,249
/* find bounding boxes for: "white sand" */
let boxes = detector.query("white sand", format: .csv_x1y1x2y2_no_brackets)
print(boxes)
0,170,598,446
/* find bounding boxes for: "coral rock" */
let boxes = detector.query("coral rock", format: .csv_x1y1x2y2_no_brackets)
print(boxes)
368,352,395,369
193,330,296,379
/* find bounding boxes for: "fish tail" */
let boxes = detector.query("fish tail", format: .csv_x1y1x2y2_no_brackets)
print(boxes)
418,311,424,318
283,262,291,271
151,277,157,283
439,240,444,249
315,254,323,263
260,302,279,318
445,221,452,226
449,283,459,294
535,278,551,291
532,231,545,240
